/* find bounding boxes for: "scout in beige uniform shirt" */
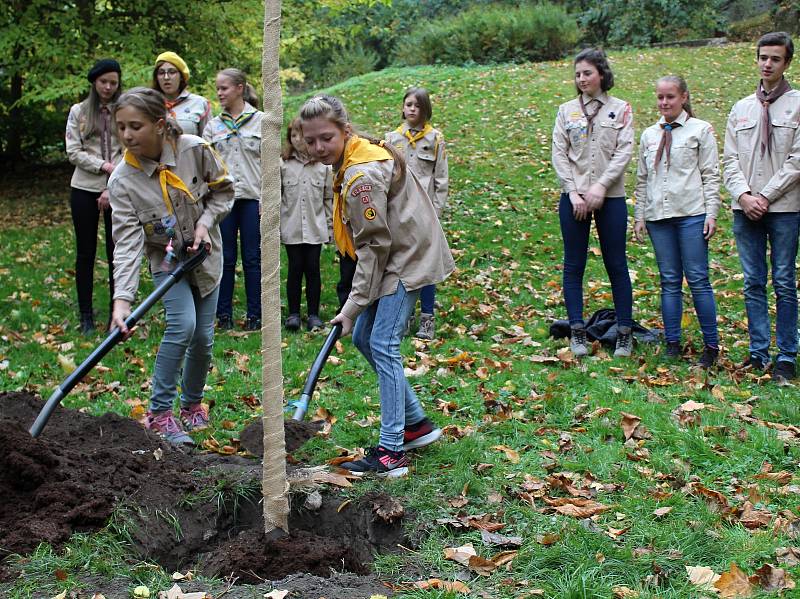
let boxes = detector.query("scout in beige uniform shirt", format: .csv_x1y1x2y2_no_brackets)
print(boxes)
635,111,721,223
108,135,234,302
66,101,123,192
551,92,634,197
384,123,448,215
723,87,800,211
203,101,263,201
339,157,454,322
167,90,212,137
280,154,333,245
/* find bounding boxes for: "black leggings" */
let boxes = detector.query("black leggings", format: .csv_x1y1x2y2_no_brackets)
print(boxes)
70,187,114,316
285,244,322,316
337,252,357,311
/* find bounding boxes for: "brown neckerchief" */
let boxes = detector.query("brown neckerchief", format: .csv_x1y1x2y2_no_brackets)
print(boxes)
755,78,792,156
578,95,602,134
100,105,112,163
654,121,682,171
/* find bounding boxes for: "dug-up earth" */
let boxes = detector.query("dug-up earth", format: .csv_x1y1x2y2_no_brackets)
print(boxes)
0,392,409,598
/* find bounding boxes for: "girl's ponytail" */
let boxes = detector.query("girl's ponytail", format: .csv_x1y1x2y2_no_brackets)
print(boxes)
243,83,259,107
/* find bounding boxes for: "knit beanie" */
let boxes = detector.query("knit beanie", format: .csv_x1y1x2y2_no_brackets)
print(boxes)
87,59,121,83
155,52,190,83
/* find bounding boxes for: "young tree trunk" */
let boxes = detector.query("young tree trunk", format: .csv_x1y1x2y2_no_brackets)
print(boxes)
260,0,289,534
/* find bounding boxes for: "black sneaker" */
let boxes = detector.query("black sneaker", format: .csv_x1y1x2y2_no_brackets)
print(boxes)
403,417,442,451
217,315,234,330
285,313,301,331
741,355,766,372
665,341,681,359
79,312,96,335
698,345,719,369
340,446,409,478
307,315,324,331
245,315,261,331
773,360,796,382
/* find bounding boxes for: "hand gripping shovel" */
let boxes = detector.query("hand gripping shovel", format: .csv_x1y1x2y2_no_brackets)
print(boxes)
289,323,342,421
29,245,209,438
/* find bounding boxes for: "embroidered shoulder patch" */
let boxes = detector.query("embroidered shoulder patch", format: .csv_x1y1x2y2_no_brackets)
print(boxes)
364,207,376,220
351,184,372,197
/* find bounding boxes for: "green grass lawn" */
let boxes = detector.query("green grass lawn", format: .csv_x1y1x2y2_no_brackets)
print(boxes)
2,43,800,598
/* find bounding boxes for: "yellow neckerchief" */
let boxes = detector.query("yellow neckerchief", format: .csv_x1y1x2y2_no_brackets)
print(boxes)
332,135,392,259
124,147,195,215
396,122,432,149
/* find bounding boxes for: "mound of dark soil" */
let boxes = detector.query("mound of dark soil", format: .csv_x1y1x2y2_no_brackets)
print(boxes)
240,417,322,456
0,391,199,556
0,392,408,594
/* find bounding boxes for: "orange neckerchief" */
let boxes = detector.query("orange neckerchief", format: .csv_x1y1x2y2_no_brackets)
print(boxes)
124,148,195,215
332,136,392,259
396,122,432,149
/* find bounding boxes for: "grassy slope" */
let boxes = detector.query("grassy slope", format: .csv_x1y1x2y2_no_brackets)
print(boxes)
2,44,800,597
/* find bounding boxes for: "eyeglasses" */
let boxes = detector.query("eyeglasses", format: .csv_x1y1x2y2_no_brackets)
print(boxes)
157,69,180,78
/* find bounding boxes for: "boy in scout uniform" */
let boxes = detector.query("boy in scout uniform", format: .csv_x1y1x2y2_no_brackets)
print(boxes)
723,31,800,381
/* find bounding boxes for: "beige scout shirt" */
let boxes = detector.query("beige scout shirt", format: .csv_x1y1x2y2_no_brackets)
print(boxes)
280,154,333,245
203,103,263,200
384,124,448,215
552,92,634,198
108,135,234,302
339,160,455,322
167,90,211,137
722,88,800,212
66,101,123,193
634,112,721,222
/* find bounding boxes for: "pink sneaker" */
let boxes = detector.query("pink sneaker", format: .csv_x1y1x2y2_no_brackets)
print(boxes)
145,411,194,446
180,403,209,431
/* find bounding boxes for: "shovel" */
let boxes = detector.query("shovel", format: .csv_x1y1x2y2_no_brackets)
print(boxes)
289,323,343,421
29,245,209,438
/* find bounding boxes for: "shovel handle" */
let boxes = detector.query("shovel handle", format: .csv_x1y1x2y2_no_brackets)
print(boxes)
291,323,343,421
29,246,208,438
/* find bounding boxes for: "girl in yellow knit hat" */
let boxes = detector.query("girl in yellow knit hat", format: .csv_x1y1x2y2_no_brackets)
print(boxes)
151,51,211,136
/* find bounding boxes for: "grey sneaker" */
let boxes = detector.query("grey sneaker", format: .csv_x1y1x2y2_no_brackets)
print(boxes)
570,325,588,357
145,411,194,446
415,313,435,340
614,326,633,357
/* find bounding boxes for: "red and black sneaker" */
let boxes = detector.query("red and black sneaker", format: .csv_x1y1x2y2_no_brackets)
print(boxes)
403,417,442,451
340,446,409,478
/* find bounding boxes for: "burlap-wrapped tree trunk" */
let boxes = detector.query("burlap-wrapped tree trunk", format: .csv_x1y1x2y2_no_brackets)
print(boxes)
261,0,289,534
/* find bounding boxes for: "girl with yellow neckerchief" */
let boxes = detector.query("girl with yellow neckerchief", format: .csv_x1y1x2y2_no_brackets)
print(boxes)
300,94,454,478
108,87,233,446
385,87,449,340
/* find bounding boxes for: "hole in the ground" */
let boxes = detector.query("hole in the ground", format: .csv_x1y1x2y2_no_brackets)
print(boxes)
129,490,409,583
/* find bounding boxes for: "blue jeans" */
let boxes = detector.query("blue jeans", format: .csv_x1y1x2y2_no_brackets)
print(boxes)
646,215,718,347
150,272,219,412
733,210,800,364
352,281,426,452
217,199,261,319
420,284,436,314
559,194,633,327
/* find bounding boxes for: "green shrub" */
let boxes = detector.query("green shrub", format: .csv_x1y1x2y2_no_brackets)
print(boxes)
320,43,380,88
577,0,726,46
728,12,774,42
392,2,579,67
